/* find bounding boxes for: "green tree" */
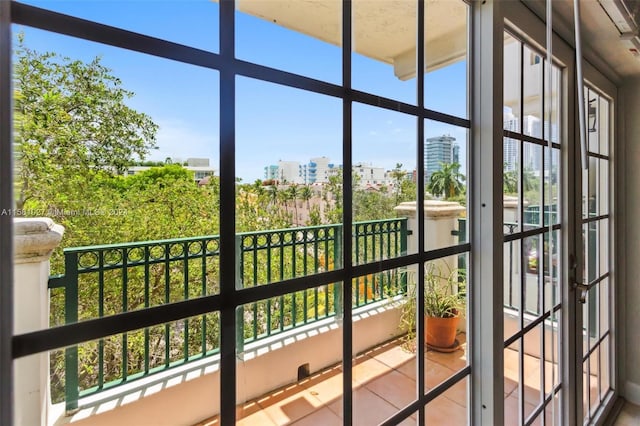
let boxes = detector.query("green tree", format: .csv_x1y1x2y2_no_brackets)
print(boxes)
287,184,300,222
13,36,158,210
389,163,406,205
504,168,518,194
300,185,313,210
427,162,465,199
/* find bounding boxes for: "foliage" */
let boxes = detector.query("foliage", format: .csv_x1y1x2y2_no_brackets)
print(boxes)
353,190,396,221
503,167,541,202
15,37,428,403
503,168,518,194
427,162,465,199
398,263,466,345
13,35,158,210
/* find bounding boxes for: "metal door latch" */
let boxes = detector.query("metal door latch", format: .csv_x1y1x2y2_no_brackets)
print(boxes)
574,282,589,304
568,253,589,304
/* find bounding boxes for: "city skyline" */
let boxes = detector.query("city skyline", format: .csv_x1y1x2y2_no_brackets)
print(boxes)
16,0,468,183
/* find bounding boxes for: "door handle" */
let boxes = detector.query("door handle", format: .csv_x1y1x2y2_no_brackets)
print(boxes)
574,282,589,304
568,253,588,304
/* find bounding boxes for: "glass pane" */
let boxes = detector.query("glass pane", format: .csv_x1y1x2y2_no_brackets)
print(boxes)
543,147,560,225
587,156,598,217
599,218,610,276
547,390,562,426
18,0,220,53
548,65,561,144
352,0,416,104
600,278,610,336
422,255,469,392
426,377,469,424
584,222,598,285
587,87,599,154
523,143,543,222
48,313,220,413
599,96,610,156
600,336,611,400
351,264,415,424
599,159,609,215
504,33,522,132
352,104,417,264
504,340,523,426
523,235,542,317
543,229,561,314
424,0,469,118
589,352,600,416
544,313,561,396
523,327,543,419
504,137,521,234
15,32,222,341
504,240,522,341
236,77,342,286
236,0,341,84
424,121,469,249
522,45,543,139
236,285,343,425
583,360,590,419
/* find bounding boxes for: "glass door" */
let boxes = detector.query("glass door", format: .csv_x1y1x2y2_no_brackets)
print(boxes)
578,83,616,424
502,30,564,426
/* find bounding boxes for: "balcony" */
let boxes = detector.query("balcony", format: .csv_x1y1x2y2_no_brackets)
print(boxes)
12,202,582,426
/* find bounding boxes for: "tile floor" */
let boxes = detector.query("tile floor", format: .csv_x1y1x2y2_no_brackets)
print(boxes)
195,334,593,425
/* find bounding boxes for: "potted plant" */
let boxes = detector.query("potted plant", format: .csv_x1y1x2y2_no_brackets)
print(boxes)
399,263,466,352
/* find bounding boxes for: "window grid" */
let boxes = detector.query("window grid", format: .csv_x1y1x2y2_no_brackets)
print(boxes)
502,29,564,426
8,1,473,425
581,84,613,423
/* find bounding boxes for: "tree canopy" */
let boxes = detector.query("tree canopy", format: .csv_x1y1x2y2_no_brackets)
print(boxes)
13,35,158,209
427,162,465,199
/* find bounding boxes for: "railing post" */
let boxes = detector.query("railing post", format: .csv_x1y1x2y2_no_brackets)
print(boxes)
234,235,244,357
13,218,64,425
64,251,79,414
333,225,343,320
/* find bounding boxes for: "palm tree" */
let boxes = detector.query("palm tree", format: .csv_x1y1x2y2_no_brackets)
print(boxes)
300,185,313,210
278,187,289,214
268,185,279,208
287,184,300,221
427,162,465,199
389,163,406,204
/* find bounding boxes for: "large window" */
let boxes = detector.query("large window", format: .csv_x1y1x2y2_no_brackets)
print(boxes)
7,1,473,425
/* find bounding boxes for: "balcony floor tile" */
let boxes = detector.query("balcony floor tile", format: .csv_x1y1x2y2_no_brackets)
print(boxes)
194,333,566,426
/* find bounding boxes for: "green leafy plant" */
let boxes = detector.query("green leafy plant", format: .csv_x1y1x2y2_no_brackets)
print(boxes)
399,263,466,344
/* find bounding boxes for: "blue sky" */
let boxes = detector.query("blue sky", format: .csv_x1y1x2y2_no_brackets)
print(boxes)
17,0,468,182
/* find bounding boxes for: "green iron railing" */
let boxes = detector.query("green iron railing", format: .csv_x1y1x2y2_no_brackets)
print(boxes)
455,206,560,314
50,218,407,412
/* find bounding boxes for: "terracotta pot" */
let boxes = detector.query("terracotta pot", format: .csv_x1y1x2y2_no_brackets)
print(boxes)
425,315,460,349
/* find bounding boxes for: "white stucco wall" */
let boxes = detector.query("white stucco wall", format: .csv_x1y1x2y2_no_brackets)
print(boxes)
621,76,640,404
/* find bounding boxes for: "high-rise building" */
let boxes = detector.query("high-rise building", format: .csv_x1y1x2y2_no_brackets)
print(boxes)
277,160,303,184
301,156,335,184
425,134,458,180
353,163,389,187
503,112,556,173
264,165,279,180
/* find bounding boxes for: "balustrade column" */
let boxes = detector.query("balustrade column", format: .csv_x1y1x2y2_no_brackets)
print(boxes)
13,217,64,426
